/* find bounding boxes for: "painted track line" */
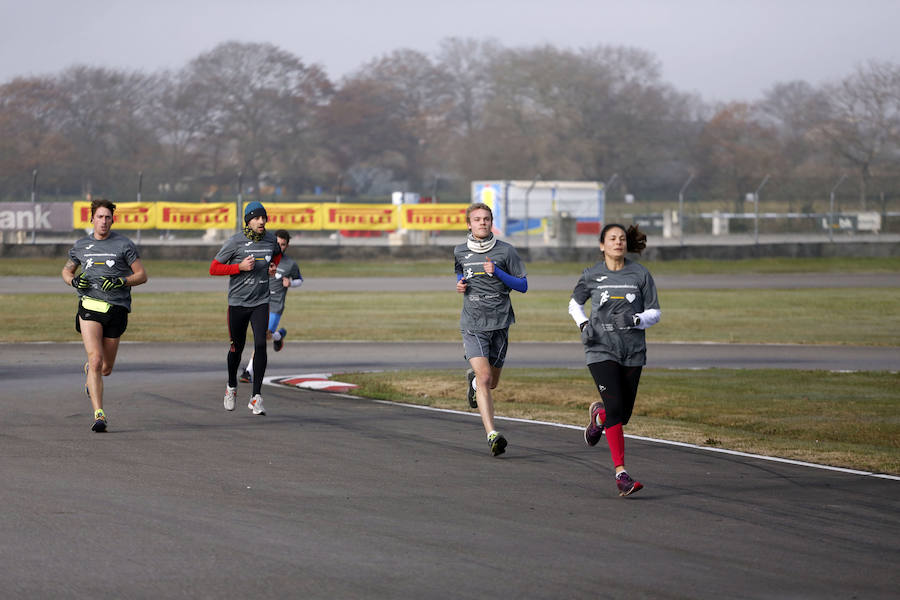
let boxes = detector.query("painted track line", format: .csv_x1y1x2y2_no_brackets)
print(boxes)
262,376,899,482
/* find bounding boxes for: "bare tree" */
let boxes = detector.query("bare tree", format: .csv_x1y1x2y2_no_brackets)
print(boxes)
55,66,157,196
145,70,217,196
468,43,692,196
814,60,900,208
183,41,332,196
330,49,453,192
698,102,778,213
0,76,73,198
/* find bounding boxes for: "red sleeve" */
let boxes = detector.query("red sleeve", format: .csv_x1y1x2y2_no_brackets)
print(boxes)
209,259,240,276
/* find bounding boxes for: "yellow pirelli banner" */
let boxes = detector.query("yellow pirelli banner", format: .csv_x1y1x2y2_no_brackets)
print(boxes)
322,203,399,230
399,203,469,230
157,202,235,230
73,201,158,229
70,201,469,231
253,202,321,230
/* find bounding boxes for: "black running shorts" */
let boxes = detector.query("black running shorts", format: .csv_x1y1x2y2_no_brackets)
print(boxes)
75,297,129,339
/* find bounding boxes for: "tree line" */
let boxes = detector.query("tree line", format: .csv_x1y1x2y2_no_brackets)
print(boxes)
1,39,898,213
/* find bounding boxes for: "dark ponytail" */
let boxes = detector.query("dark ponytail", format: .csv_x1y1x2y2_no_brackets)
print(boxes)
600,223,647,254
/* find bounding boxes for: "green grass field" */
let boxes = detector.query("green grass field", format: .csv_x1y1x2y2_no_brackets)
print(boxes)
2,287,897,346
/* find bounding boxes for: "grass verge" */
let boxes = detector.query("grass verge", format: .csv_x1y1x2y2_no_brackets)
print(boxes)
3,287,898,345
336,367,900,476
4,256,900,278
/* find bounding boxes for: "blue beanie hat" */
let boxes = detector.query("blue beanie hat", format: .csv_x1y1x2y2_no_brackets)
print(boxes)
244,201,267,224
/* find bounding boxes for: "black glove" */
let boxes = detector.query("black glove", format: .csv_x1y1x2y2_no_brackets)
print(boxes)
100,276,127,291
71,273,91,290
611,311,638,330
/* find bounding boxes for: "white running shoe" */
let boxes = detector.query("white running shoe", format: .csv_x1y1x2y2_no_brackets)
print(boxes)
224,385,236,411
248,394,266,415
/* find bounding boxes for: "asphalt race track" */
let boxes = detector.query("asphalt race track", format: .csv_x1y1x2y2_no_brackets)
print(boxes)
2,271,898,597
1,342,898,599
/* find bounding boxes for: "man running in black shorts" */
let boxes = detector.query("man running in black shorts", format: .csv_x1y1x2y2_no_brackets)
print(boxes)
62,198,148,432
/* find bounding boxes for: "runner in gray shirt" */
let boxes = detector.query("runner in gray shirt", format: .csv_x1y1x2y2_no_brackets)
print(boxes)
62,198,148,433
568,223,661,497
454,202,527,456
240,230,303,383
209,201,282,416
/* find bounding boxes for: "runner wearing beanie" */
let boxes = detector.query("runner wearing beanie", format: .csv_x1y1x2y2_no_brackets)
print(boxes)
209,201,282,415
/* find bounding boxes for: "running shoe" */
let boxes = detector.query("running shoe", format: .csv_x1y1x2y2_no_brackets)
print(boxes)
91,409,107,433
239,369,252,383
616,471,643,497
273,328,287,352
488,431,507,457
248,394,266,415
584,401,606,447
224,385,236,411
83,361,90,397
466,368,477,408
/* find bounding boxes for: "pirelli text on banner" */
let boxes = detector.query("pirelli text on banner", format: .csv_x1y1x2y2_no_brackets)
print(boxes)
251,203,322,230
156,202,235,230
400,204,468,231
73,202,158,229
322,203,399,231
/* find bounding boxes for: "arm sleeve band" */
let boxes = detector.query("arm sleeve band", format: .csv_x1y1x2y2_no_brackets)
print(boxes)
209,259,239,276
493,266,527,293
290,277,303,288
568,297,589,328
634,308,661,329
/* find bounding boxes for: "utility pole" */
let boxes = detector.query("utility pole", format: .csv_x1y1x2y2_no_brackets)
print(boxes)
136,171,143,244
678,173,694,246
753,174,770,245
524,173,541,248
30,169,38,243
236,171,243,233
829,174,847,242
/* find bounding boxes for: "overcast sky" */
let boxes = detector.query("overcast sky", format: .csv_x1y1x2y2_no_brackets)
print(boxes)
1,0,898,103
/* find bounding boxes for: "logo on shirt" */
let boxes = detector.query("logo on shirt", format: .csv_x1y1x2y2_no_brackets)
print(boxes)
85,258,95,269
598,290,610,306
595,276,608,282
86,244,94,250
626,293,636,303
105,259,115,267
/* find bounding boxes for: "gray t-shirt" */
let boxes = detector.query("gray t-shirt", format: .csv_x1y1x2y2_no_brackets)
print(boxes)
268,255,302,315
454,239,527,331
68,231,140,311
214,231,282,308
571,257,660,367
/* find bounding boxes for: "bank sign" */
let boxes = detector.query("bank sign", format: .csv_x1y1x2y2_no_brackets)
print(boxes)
0,203,73,231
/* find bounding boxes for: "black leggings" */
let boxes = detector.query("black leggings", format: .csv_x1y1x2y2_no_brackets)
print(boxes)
588,361,643,428
227,304,269,395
